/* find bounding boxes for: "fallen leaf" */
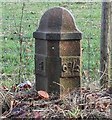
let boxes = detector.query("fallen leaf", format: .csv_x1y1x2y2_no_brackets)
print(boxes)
38,90,49,100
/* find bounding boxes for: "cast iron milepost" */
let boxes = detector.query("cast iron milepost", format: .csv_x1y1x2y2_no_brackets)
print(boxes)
33,7,82,95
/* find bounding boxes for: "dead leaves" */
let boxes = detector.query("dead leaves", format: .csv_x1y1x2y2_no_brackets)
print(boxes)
1,83,112,119
95,96,111,112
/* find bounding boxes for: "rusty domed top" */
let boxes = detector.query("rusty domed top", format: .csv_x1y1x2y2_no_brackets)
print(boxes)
33,7,82,40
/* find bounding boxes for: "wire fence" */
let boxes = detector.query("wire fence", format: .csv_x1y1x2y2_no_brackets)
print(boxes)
1,2,102,87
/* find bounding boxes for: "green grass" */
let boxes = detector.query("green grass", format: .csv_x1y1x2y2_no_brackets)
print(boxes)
1,2,102,86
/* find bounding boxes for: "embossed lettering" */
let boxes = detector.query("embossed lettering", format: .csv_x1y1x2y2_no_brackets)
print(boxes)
61,57,79,77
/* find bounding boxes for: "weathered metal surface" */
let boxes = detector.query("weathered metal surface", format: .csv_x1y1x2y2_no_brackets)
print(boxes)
59,41,81,56
33,7,82,95
33,7,82,40
35,54,46,76
60,77,80,95
59,40,81,95
61,56,80,77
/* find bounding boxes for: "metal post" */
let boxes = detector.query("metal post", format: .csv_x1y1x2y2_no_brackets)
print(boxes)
33,7,82,95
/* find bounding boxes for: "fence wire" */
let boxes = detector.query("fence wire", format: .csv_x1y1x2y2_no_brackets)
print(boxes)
1,2,101,87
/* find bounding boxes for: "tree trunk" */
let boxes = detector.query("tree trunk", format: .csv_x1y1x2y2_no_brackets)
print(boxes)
100,2,112,88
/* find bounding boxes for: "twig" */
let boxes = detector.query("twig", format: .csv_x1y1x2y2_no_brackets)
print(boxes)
53,81,65,95
18,3,25,83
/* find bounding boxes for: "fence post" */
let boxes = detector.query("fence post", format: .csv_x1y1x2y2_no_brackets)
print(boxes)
100,2,112,118
33,7,82,95
100,2,112,88
109,2,112,88
100,2,110,87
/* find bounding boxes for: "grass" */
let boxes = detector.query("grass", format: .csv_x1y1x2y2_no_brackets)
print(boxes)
1,2,102,87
